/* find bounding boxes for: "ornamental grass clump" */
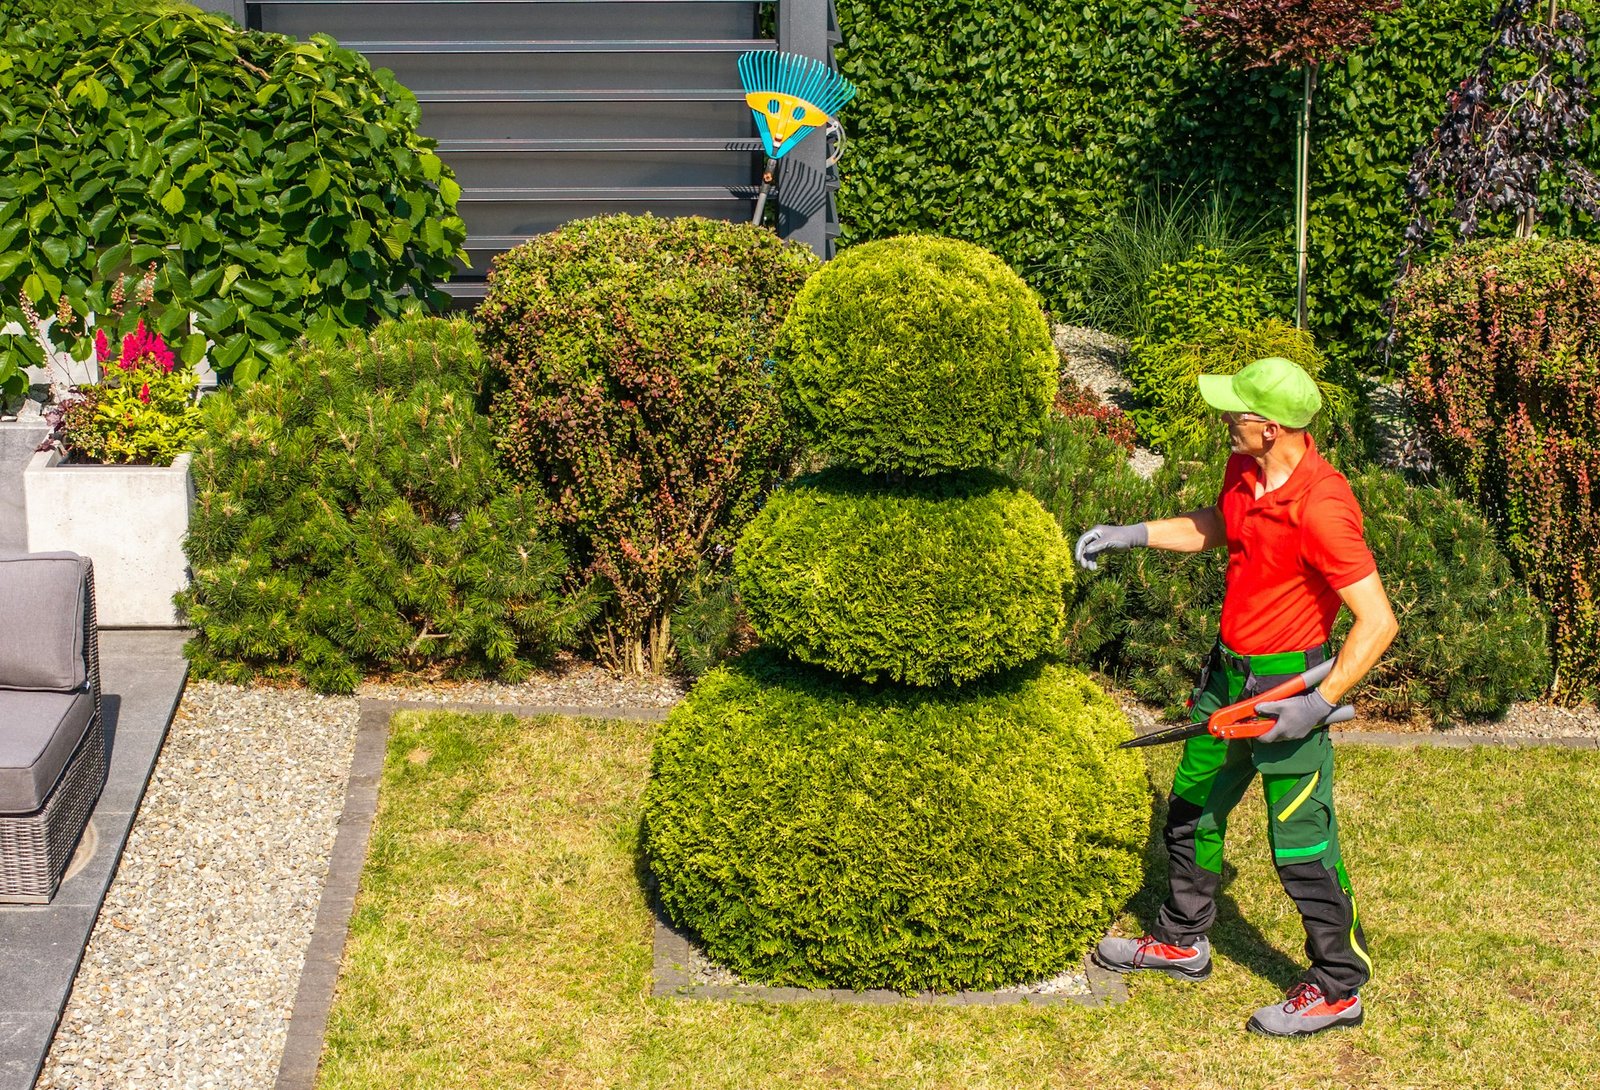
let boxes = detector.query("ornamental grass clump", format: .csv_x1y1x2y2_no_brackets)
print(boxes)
179,316,596,694
644,236,1147,993
1392,237,1600,700
476,214,818,676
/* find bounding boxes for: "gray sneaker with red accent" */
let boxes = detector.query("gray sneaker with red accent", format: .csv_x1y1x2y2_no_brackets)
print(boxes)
1092,934,1212,981
1247,983,1364,1037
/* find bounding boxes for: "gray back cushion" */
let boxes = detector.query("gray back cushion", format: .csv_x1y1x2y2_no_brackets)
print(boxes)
0,553,88,692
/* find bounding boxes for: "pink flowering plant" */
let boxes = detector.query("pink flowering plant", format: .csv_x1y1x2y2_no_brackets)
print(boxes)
49,318,201,465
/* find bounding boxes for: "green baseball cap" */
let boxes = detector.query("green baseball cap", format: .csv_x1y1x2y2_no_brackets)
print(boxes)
1197,356,1322,428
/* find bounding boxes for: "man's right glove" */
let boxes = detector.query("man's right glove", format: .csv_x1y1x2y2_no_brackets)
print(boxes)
1073,523,1148,571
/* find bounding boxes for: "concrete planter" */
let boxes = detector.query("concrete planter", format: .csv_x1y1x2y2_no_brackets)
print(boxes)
23,451,195,627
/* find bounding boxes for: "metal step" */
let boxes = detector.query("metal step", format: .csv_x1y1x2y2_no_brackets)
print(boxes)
341,39,772,52
451,193,757,236
434,137,764,152
416,98,751,140
440,147,757,189
255,2,764,42
362,53,763,94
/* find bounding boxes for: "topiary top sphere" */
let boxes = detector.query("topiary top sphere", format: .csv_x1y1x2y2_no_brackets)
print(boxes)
775,235,1057,474
736,468,1073,686
643,651,1150,992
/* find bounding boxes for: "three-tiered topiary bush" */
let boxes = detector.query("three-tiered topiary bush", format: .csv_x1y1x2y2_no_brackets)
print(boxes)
643,236,1149,992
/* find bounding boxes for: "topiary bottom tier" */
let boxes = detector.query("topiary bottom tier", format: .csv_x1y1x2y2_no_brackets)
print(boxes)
643,652,1151,992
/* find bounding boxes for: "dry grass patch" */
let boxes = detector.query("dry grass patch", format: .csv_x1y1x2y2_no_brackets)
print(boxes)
316,711,1600,1090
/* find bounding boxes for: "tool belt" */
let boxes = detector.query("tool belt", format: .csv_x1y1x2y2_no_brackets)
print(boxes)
1192,639,1332,712
1216,639,1331,683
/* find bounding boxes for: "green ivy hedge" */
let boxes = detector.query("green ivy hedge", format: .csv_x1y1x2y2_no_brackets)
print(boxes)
833,0,1600,370
0,3,465,383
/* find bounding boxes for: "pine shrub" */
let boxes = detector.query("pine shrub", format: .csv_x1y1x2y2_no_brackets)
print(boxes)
643,652,1149,992
668,568,757,679
476,214,817,676
992,415,1154,664
1393,237,1600,700
179,317,596,693
1046,443,1552,723
774,235,1057,475
736,468,1073,687
1127,319,1355,455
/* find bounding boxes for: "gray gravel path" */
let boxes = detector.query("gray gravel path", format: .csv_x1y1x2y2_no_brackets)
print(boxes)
36,669,684,1090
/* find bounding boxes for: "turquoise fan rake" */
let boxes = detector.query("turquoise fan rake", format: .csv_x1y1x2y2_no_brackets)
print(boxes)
737,50,857,224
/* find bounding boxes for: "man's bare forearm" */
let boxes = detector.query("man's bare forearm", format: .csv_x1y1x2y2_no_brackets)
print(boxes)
1319,572,1399,705
1144,506,1226,552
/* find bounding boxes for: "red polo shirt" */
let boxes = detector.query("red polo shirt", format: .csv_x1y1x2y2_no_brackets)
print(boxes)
1217,437,1376,655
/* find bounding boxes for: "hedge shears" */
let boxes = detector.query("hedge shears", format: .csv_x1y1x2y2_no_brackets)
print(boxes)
1120,659,1355,749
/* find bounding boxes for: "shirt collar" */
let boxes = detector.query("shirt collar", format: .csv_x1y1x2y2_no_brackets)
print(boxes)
1238,434,1330,505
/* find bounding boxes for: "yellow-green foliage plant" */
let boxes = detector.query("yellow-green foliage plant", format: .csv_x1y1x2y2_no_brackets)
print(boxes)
643,236,1149,993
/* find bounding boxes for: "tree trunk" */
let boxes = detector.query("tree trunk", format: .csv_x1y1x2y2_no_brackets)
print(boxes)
1295,64,1318,331
1517,0,1562,239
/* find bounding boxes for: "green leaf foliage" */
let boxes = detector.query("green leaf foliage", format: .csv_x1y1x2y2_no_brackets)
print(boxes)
643,652,1150,992
736,468,1073,687
1008,417,1551,723
1392,238,1600,700
832,1,1600,373
1138,245,1282,347
178,317,597,694
1127,319,1356,455
477,214,819,675
774,235,1056,475
0,4,467,383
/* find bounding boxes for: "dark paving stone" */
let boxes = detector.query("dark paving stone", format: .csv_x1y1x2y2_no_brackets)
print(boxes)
0,628,188,1090
0,1013,58,1090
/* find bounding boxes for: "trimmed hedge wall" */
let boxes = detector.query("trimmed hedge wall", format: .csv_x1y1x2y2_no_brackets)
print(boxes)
833,0,1600,369
643,652,1148,992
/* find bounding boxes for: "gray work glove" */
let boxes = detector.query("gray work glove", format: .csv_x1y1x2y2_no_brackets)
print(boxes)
1073,523,1148,571
1255,689,1337,744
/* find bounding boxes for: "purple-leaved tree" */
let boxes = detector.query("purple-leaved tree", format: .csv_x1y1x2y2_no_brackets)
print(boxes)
1184,0,1400,330
1402,0,1600,266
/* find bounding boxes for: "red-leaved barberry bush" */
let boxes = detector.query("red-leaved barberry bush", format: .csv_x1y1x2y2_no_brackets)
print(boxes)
475,215,819,675
1392,237,1600,700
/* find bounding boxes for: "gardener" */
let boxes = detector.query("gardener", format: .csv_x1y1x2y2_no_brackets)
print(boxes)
1074,356,1397,1038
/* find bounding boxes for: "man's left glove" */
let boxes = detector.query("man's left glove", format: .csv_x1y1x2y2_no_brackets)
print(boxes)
1254,689,1337,744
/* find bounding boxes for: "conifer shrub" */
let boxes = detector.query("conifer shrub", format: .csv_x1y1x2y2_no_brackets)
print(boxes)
642,652,1148,992
774,236,1057,475
1050,445,1551,723
1393,238,1600,700
477,215,817,676
736,468,1073,686
1127,319,1355,455
668,568,758,679
179,317,596,694
992,414,1154,664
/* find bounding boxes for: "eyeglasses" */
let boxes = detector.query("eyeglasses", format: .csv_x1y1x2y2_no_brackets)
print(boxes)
1221,411,1270,425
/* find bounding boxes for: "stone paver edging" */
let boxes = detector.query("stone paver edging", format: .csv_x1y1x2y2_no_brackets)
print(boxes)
272,700,1596,1089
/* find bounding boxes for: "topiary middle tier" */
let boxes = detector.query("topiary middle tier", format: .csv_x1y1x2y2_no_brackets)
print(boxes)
736,468,1073,686
643,651,1150,992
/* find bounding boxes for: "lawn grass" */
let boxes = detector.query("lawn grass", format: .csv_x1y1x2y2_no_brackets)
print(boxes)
316,710,1600,1090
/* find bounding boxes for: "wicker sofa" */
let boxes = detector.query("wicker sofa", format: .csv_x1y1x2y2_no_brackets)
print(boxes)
0,553,104,904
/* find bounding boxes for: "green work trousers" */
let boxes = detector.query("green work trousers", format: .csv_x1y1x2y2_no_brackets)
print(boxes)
1150,642,1373,1000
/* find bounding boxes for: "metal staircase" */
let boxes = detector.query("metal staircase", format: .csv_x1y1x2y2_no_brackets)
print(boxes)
199,0,841,304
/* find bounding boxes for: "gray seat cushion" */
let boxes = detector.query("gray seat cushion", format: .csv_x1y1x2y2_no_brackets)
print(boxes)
0,553,88,693
0,689,96,814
